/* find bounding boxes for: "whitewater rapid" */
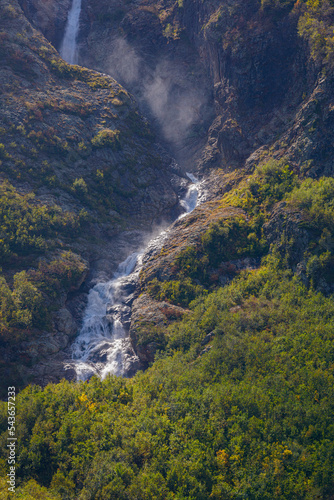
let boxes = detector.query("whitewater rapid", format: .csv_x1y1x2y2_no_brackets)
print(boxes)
60,0,82,64
71,174,200,381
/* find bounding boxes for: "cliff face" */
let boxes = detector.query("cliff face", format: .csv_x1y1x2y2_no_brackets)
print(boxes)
20,0,333,177
0,0,182,391
71,0,334,179
18,0,71,49
74,0,311,172
1,0,179,227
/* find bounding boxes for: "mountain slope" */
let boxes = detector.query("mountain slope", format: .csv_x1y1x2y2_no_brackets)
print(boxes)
0,0,180,392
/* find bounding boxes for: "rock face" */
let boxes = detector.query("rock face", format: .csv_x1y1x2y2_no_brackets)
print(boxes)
0,0,185,391
18,0,71,49
66,0,306,172
46,0,330,181
130,293,188,366
0,0,180,229
18,0,334,181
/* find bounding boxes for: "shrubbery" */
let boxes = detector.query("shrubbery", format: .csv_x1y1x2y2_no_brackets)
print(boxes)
1,263,334,498
0,181,87,339
91,128,121,150
0,181,84,263
298,0,334,66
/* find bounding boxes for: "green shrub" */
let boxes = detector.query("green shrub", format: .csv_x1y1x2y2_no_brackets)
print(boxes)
147,277,206,307
72,177,88,197
0,271,43,330
228,160,297,214
91,128,120,149
0,181,83,262
298,0,334,66
286,176,334,227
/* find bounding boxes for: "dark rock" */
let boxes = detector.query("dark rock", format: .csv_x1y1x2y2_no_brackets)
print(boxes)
200,345,212,357
201,332,214,346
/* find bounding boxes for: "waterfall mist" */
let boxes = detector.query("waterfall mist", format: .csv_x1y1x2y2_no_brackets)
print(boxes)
106,37,207,148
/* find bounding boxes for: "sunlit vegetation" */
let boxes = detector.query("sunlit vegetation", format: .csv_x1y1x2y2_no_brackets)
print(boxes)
49,58,122,92
0,181,85,263
0,250,86,338
298,0,334,67
147,160,334,310
1,0,334,497
224,159,298,214
91,129,121,149
1,261,333,498
0,182,87,339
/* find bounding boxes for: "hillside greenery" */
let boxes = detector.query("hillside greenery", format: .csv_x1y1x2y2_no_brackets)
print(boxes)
0,181,87,341
146,160,334,308
0,257,333,499
0,158,334,498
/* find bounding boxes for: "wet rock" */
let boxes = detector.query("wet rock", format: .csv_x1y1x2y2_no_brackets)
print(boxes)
119,278,137,295
106,304,132,330
89,343,111,363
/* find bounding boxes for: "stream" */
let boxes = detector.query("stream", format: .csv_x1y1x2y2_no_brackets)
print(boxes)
71,174,201,381
60,1,201,381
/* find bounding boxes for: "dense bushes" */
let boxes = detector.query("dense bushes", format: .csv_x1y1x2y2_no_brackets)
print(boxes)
1,263,334,498
0,251,87,337
0,271,43,331
287,176,334,227
147,277,206,307
298,0,334,67
148,161,334,307
0,181,85,263
0,182,87,339
225,160,297,214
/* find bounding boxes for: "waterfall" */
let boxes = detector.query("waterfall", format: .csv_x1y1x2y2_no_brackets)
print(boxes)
71,174,200,381
60,0,82,64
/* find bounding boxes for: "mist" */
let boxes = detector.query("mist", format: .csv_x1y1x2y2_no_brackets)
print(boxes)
106,37,206,147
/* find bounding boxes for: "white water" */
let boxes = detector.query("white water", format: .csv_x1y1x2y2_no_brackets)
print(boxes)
59,0,82,64
71,174,200,381
179,172,199,217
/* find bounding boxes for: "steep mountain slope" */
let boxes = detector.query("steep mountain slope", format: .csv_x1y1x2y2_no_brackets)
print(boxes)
0,0,181,391
0,0,334,498
59,0,334,367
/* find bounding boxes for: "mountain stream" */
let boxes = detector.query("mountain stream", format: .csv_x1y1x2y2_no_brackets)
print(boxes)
60,2,201,381
71,175,201,381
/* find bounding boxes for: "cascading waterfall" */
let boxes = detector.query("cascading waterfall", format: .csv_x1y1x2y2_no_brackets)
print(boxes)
59,0,82,64
71,174,200,381
179,173,199,217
